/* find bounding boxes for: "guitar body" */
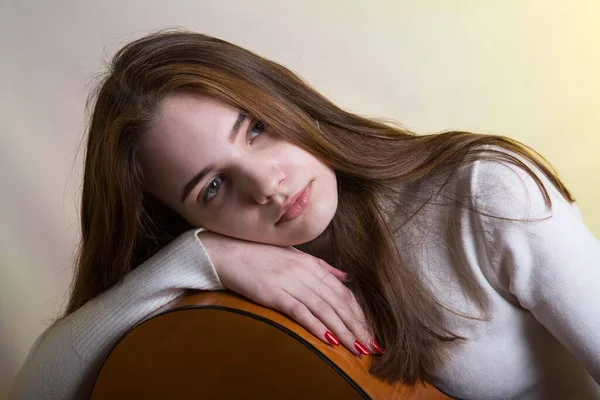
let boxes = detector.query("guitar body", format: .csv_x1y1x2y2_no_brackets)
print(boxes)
91,290,451,399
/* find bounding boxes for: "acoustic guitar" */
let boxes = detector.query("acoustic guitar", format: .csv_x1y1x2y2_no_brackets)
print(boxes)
91,290,451,399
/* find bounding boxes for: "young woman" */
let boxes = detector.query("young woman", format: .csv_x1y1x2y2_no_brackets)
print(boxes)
10,28,600,400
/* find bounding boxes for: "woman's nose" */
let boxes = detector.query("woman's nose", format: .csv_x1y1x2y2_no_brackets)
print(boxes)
240,162,285,204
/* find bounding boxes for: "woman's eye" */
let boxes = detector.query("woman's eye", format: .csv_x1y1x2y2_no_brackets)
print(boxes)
249,120,266,142
203,175,224,204
201,120,266,205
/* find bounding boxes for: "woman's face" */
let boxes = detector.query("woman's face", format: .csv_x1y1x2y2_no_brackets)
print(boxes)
138,92,338,246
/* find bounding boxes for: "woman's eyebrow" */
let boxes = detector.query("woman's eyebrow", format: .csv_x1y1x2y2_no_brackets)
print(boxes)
180,164,214,203
228,111,247,144
180,111,247,203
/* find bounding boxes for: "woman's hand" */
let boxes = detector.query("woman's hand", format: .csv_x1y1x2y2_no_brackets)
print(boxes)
197,231,377,356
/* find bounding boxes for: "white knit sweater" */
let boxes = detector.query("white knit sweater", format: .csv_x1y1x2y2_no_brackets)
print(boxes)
9,146,600,399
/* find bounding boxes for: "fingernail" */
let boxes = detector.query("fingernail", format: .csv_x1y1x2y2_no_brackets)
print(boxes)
354,340,370,355
325,331,340,346
371,340,385,354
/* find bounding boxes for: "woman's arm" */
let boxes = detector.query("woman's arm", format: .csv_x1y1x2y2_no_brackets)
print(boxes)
9,228,224,400
472,150,600,382
11,225,371,400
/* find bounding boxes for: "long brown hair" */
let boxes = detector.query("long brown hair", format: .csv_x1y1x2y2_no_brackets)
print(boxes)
61,28,574,385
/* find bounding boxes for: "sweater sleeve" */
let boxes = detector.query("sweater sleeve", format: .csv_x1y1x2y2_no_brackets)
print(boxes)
9,227,225,400
471,149,600,383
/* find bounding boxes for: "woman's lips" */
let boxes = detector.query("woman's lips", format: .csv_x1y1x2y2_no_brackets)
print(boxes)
279,183,311,223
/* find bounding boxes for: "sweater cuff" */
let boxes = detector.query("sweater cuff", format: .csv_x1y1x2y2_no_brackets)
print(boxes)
185,227,226,290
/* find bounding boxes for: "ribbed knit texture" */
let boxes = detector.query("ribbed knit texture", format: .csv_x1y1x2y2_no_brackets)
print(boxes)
9,228,224,400
9,145,600,399
411,146,600,399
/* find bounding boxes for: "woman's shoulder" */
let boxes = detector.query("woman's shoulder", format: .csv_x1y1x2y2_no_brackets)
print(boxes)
464,143,579,223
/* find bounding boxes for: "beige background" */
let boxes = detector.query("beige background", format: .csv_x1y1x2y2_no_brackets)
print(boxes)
1,1,599,397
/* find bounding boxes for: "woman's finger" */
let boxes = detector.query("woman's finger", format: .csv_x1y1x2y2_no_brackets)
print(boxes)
308,260,375,351
290,264,369,355
289,246,350,282
320,262,350,282
315,260,368,329
283,286,362,356
270,290,347,349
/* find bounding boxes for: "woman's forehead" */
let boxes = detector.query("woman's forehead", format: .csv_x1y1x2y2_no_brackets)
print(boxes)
150,94,240,147
158,93,236,125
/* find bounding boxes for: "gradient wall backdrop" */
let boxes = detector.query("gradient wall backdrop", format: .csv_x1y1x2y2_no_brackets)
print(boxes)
1,1,599,397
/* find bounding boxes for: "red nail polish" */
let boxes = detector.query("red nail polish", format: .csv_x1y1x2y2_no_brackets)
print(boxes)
372,340,385,354
325,331,340,346
354,340,370,355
